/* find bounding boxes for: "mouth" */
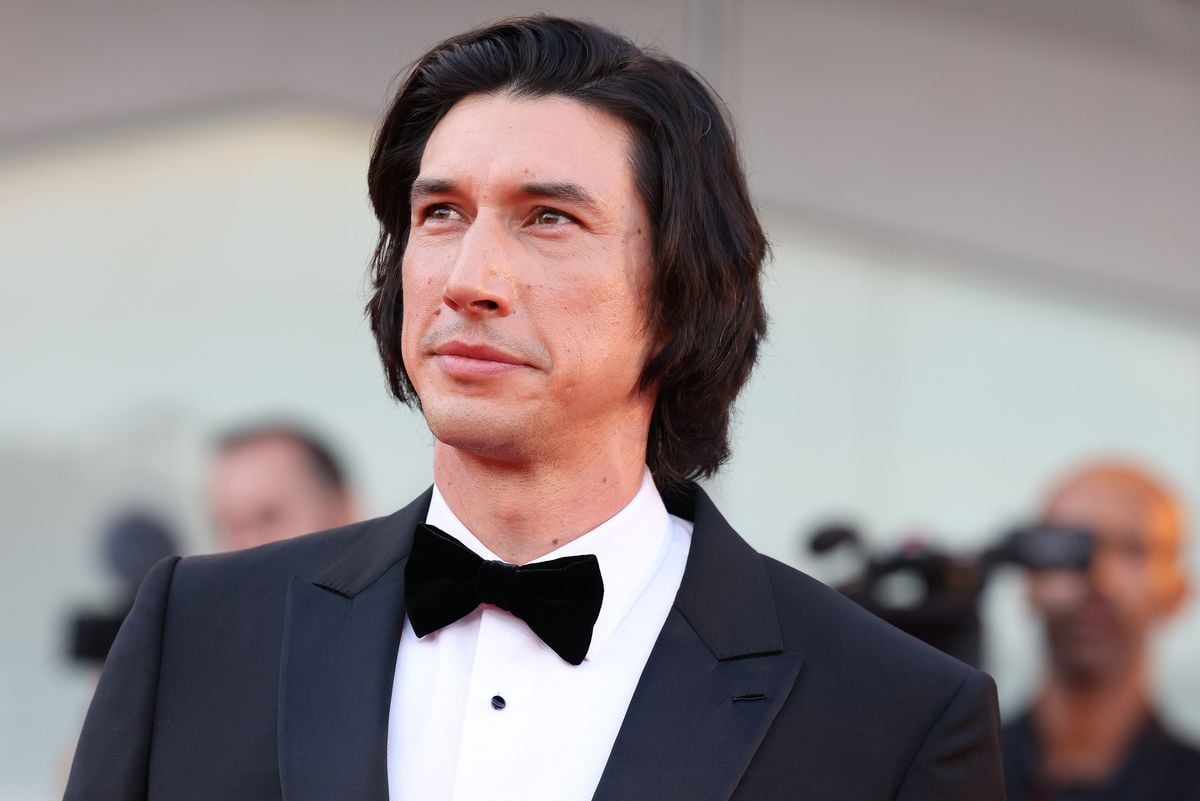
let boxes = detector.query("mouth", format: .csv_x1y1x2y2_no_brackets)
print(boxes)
431,340,530,378
434,341,526,364
1053,599,1121,644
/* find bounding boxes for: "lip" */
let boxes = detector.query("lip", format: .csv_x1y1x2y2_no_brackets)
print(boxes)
1056,600,1119,643
433,341,527,365
431,340,530,378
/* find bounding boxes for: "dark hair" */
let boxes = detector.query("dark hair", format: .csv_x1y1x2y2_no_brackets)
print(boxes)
366,15,767,488
217,422,349,492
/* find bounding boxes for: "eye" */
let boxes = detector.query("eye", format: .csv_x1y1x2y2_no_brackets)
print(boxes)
422,204,464,222
531,208,574,226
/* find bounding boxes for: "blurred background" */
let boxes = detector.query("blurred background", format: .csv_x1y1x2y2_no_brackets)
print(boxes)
2,0,1199,798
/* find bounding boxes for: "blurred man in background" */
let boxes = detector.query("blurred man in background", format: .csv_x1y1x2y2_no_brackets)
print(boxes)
208,422,358,551
1005,461,1200,800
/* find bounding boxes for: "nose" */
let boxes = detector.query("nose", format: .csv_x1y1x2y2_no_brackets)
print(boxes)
442,216,515,318
1086,547,1121,597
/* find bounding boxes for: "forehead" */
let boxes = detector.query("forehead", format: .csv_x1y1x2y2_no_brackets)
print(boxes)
418,92,636,200
1044,476,1179,549
214,437,314,486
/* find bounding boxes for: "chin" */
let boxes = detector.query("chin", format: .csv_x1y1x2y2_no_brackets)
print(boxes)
423,403,532,461
1051,640,1131,685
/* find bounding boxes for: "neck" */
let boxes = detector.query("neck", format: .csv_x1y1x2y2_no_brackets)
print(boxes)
432,442,648,564
1032,656,1151,784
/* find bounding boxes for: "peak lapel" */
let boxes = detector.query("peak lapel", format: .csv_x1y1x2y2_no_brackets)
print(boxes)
277,490,431,801
592,486,804,801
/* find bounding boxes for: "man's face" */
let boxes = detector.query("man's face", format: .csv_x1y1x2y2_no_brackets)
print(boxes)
208,436,353,551
400,93,657,463
1027,473,1186,684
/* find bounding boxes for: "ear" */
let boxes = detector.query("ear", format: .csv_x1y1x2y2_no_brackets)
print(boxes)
1159,570,1189,619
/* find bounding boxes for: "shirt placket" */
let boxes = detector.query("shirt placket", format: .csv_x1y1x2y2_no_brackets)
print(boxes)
451,606,535,801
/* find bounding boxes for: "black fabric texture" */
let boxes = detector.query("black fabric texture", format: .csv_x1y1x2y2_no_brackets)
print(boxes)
403,523,604,665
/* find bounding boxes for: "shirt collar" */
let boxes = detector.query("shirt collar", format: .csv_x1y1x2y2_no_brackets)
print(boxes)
425,467,673,661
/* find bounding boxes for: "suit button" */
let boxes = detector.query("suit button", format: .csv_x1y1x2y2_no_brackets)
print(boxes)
491,695,506,710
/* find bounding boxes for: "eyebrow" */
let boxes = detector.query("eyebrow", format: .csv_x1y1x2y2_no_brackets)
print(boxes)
519,181,600,211
409,177,602,213
410,178,456,203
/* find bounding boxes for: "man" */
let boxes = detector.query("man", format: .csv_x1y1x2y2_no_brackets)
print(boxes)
208,422,359,551
1004,461,1200,800
65,17,1003,800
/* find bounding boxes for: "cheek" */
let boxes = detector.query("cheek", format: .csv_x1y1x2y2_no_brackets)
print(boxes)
584,251,652,334
1096,556,1150,599
1027,571,1088,612
401,249,444,310
400,257,444,368
558,288,640,353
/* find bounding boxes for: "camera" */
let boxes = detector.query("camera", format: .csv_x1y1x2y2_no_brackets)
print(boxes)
808,522,1095,666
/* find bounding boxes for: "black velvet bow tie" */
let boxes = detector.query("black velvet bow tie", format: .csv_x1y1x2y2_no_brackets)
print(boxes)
404,523,604,665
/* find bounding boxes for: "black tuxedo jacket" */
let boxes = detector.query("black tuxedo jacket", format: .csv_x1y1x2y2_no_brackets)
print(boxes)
66,484,1003,800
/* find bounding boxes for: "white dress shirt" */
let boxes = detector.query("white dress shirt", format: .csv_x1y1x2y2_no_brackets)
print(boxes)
387,468,692,801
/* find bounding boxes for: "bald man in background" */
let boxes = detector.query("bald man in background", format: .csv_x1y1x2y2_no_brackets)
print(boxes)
1004,461,1200,800
209,423,359,551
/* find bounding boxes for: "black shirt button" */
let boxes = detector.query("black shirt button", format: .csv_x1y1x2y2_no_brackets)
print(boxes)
491,695,506,710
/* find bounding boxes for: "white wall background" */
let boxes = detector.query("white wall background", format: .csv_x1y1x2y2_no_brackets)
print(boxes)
3,1,1200,798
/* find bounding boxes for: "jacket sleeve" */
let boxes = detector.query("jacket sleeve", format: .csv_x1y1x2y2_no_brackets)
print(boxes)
63,555,181,801
893,668,1006,801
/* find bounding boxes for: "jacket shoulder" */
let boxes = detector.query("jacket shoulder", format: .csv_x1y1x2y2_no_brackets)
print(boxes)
738,555,1003,799
761,553,977,689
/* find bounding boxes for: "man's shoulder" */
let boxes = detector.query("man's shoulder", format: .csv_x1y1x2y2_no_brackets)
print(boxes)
691,516,1003,798
681,482,978,693
1148,714,1200,777
759,553,976,686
